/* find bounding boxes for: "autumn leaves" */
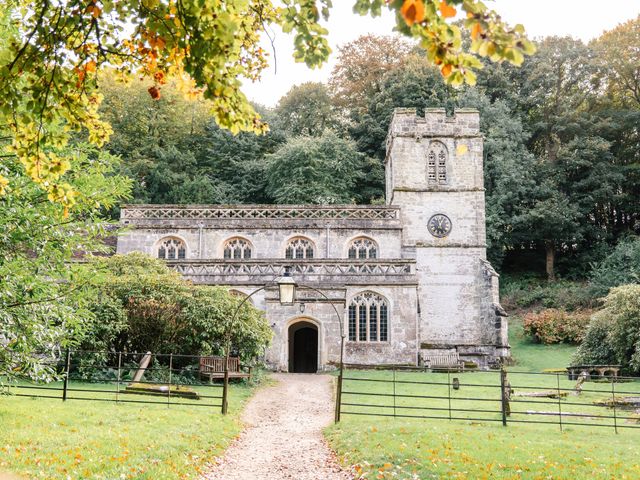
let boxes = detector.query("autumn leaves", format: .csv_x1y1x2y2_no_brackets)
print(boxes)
395,0,536,86
401,0,457,26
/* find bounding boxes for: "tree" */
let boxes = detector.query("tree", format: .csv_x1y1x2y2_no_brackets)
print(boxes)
514,37,601,280
329,34,414,113
274,82,336,137
81,253,272,361
100,75,284,205
592,16,640,108
0,0,534,211
265,132,367,204
0,145,132,382
574,284,640,374
349,54,454,162
589,235,640,297
457,89,536,268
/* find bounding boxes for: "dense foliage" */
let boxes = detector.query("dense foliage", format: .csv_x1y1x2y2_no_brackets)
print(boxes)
0,146,132,382
81,254,272,361
589,235,640,297
573,285,640,373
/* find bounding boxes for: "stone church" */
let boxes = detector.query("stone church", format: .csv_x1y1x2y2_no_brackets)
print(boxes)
116,108,509,371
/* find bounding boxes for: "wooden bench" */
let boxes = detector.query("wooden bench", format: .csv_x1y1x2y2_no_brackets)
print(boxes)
422,352,464,371
199,356,252,381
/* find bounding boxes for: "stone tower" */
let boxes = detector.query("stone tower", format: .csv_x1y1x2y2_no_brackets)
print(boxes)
386,107,509,366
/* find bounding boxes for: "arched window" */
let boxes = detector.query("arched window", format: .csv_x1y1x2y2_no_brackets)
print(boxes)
228,289,253,304
285,237,314,259
348,237,378,259
223,237,252,259
348,292,389,342
427,141,448,185
157,237,186,260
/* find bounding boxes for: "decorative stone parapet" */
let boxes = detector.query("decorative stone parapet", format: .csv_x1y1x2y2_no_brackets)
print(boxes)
121,204,400,221
168,259,417,285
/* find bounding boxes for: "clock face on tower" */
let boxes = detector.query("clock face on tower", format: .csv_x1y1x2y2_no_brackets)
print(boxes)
427,214,452,238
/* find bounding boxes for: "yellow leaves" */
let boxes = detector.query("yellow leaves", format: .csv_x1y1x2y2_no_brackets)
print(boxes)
400,0,426,27
46,183,76,213
0,175,9,195
438,1,457,18
441,64,452,77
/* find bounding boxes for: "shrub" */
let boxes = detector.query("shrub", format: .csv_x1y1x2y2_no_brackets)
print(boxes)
589,235,640,297
523,308,592,344
79,253,272,363
573,284,640,373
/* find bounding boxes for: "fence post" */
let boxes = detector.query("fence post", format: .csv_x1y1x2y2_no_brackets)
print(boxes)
62,349,71,402
168,354,173,408
556,373,563,432
499,368,508,427
611,377,618,434
334,365,343,423
116,352,122,403
392,367,397,418
447,370,452,421
222,355,229,415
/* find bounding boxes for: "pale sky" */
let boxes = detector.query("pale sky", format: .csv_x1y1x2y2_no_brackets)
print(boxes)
243,1,639,107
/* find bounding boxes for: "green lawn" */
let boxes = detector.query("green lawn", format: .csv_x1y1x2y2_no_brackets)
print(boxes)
326,319,640,479
0,380,254,479
508,315,576,372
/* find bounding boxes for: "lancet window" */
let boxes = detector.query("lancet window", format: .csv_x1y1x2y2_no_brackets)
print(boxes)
223,238,252,259
348,292,389,342
157,237,186,260
427,141,448,185
347,237,378,259
285,237,314,259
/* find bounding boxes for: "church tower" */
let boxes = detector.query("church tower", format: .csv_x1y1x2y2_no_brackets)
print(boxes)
386,107,508,367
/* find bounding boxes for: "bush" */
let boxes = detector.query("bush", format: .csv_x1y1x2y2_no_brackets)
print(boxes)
573,284,640,373
589,235,640,297
79,253,272,363
523,308,592,344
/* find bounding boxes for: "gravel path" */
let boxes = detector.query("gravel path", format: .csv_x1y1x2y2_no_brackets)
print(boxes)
202,373,352,480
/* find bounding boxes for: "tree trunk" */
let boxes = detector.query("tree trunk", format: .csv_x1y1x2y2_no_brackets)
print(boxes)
545,240,556,281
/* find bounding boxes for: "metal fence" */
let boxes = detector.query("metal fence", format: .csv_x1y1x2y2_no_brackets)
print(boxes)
336,365,640,432
2,350,235,412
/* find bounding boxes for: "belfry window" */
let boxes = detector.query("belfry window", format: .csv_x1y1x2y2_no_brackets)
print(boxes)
285,237,314,259
157,237,186,260
223,238,252,259
347,237,378,259
348,292,389,342
427,141,448,185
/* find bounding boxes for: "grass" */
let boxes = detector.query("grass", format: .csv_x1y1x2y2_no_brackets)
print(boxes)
326,318,640,479
0,380,255,479
508,315,576,372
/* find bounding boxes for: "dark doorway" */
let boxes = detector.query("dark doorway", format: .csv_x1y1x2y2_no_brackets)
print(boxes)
288,321,318,373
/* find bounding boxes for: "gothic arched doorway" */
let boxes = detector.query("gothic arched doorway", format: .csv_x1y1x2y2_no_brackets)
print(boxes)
288,321,318,373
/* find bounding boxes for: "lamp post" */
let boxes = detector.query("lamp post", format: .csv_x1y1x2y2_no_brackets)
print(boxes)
221,266,345,422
